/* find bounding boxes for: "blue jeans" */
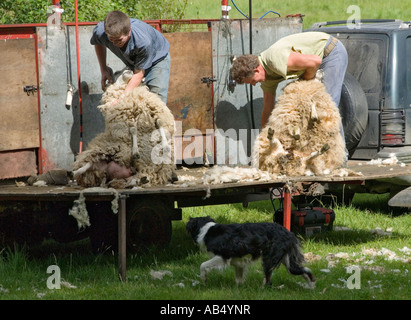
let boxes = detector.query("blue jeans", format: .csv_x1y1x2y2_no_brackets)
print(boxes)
320,38,348,106
320,38,348,159
144,53,171,104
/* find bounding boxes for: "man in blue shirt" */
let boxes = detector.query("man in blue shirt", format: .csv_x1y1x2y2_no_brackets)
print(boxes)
90,10,170,104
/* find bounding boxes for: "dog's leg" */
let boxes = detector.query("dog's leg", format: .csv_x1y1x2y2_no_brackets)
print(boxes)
231,256,252,285
72,162,91,177
129,126,140,160
200,255,227,283
234,266,245,285
262,271,273,287
155,119,171,154
262,251,284,287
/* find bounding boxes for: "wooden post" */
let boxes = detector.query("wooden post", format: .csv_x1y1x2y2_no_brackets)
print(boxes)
118,195,127,281
283,187,292,231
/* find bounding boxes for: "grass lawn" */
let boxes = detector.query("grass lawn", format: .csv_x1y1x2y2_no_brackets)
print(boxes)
184,0,411,29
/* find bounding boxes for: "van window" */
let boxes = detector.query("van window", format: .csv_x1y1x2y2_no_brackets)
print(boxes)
407,37,411,92
341,37,385,92
336,33,388,110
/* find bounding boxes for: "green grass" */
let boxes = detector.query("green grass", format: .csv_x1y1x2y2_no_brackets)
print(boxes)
1,1,411,302
0,194,410,300
184,0,411,29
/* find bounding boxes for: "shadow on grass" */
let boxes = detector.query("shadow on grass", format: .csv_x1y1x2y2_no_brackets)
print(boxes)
299,228,406,246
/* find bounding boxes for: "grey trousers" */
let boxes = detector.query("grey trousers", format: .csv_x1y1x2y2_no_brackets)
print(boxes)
144,53,171,105
321,37,349,159
321,37,348,106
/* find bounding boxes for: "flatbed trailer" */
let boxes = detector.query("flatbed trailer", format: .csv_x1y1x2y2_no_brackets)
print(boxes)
1,160,410,280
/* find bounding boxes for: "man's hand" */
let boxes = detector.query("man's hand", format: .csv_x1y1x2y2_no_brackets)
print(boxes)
94,45,113,91
110,98,119,106
101,67,113,91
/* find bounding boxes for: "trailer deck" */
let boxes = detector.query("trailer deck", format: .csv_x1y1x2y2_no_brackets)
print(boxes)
0,160,408,199
1,160,410,280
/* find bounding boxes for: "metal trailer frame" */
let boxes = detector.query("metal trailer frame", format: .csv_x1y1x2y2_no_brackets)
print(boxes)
1,161,411,280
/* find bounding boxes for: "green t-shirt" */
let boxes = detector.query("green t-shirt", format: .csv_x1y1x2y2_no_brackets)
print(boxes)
258,32,330,94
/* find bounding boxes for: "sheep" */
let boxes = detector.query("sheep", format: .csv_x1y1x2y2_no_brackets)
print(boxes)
72,69,176,188
252,79,346,176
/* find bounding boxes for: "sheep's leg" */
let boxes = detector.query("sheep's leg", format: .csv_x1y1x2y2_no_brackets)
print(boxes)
265,127,288,157
129,126,140,160
310,101,318,122
288,125,301,140
267,127,274,140
72,162,91,177
307,143,330,160
155,119,171,154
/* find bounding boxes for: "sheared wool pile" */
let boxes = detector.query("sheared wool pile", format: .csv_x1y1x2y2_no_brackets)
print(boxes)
202,165,274,185
252,79,346,176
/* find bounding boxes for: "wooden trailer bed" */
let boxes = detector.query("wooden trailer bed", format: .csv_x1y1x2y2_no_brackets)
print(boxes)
1,160,410,280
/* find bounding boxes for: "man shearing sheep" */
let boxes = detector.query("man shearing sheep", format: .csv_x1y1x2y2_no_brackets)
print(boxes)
90,10,171,179
231,31,348,131
91,10,171,104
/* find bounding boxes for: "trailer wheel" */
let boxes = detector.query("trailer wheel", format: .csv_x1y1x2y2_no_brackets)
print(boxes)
339,72,368,154
88,198,173,253
126,198,172,250
88,202,118,253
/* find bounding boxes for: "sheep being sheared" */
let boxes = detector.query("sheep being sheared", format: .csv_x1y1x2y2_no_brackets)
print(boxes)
252,79,346,176
72,69,176,188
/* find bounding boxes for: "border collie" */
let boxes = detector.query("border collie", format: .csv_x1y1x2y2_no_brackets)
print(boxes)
186,216,315,288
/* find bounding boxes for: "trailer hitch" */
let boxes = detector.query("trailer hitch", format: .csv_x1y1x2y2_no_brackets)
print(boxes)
23,85,38,96
201,77,216,87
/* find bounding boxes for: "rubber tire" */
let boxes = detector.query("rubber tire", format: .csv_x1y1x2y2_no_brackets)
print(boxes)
338,72,368,154
88,202,118,253
126,198,172,251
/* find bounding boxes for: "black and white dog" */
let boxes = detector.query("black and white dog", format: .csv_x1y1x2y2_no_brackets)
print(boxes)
186,216,315,288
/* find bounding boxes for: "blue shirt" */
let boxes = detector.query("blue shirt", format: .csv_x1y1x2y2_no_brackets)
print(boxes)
90,19,170,71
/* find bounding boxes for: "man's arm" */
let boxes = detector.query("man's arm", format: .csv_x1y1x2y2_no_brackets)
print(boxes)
261,91,275,128
125,69,145,93
94,44,113,91
287,51,322,80
109,69,145,106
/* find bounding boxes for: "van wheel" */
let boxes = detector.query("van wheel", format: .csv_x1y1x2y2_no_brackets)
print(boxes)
339,72,368,154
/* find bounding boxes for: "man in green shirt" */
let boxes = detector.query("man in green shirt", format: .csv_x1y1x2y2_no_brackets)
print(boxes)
231,32,348,128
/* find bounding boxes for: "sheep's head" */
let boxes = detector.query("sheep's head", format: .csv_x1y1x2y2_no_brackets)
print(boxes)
112,68,133,87
100,68,133,107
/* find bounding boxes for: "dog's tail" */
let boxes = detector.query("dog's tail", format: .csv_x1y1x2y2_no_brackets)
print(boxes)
284,240,316,288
